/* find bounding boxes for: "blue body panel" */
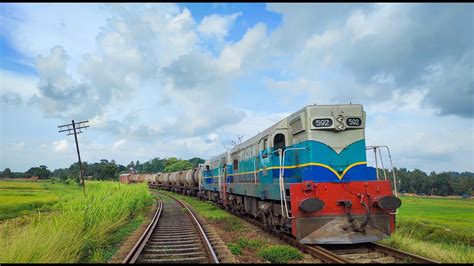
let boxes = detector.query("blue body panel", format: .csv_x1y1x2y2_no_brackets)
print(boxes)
202,139,377,201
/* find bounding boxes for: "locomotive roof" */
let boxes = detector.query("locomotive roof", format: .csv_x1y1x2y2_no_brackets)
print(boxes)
233,104,362,153
208,104,363,162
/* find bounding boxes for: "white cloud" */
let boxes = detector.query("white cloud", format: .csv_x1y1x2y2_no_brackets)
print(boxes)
11,142,25,151
268,4,473,118
3,4,111,74
1,3,472,174
218,23,268,72
198,12,241,39
112,139,127,150
0,69,39,101
53,139,69,153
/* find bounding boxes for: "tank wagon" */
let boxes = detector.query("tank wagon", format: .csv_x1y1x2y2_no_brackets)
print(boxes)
137,104,402,244
119,173,131,184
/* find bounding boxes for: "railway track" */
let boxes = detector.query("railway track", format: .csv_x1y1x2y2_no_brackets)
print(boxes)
162,190,436,264
311,243,439,264
145,189,439,264
233,210,438,264
123,192,223,264
235,209,438,263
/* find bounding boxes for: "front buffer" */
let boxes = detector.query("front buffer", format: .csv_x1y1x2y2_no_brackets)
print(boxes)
290,180,401,244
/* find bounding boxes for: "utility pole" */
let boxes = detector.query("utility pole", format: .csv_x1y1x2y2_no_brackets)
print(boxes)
58,120,89,195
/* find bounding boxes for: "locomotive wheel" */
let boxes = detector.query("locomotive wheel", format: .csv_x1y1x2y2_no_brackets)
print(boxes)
259,210,275,232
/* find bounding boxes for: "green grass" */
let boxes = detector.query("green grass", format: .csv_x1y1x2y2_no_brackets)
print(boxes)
380,196,474,263
0,181,153,263
228,243,243,256
237,237,265,249
258,245,303,263
228,236,303,263
87,213,146,262
0,180,83,220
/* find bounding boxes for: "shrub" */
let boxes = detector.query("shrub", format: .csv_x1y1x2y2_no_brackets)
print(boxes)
258,245,303,263
228,243,242,256
237,237,264,249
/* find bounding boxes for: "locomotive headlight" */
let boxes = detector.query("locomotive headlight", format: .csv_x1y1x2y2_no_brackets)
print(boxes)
299,198,325,213
374,195,402,210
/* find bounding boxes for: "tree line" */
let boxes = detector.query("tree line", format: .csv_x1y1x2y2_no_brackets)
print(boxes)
0,157,204,182
1,162,472,196
394,168,473,196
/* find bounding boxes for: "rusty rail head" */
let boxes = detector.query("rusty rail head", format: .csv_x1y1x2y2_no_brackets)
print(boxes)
158,191,220,264
368,242,439,264
302,245,350,264
122,197,163,264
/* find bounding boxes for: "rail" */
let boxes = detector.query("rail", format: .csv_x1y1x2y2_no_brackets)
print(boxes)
368,242,439,264
122,197,163,264
123,192,219,264
162,192,220,264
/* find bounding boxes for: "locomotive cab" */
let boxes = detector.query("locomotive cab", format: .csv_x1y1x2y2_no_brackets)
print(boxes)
285,104,401,244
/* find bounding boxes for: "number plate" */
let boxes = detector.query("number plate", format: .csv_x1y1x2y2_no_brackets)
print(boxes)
312,118,333,128
346,117,362,127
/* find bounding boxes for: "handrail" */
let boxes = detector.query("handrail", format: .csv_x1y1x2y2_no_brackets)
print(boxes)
378,147,388,180
254,158,258,185
366,145,399,198
278,147,307,219
374,147,379,180
122,196,163,264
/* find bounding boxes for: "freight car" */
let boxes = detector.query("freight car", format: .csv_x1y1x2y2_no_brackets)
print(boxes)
135,104,402,244
119,173,131,184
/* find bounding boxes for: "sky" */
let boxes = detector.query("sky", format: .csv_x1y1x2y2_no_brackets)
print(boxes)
0,3,473,173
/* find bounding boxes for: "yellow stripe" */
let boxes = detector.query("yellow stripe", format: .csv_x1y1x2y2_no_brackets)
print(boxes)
341,162,367,178
211,162,367,180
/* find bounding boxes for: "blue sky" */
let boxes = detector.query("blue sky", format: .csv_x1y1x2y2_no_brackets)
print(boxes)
0,3,473,173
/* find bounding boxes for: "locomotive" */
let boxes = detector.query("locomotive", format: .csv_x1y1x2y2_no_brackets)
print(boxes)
124,104,401,244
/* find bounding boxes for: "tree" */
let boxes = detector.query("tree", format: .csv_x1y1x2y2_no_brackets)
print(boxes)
2,168,12,178
164,158,193,172
188,157,205,167
221,134,245,150
25,165,51,179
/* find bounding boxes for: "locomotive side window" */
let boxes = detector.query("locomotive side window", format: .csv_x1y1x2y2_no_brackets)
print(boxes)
259,137,269,158
274,133,286,152
233,159,239,170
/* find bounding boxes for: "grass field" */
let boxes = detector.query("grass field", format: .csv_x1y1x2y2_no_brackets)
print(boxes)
0,180,83,220
380,196,474,263
0,180,153,263
1,181,471,263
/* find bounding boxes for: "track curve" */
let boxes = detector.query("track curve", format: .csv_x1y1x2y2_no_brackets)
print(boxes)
123,193,219,264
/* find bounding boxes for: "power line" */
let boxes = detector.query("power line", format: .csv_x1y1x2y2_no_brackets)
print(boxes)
58,120,89,195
